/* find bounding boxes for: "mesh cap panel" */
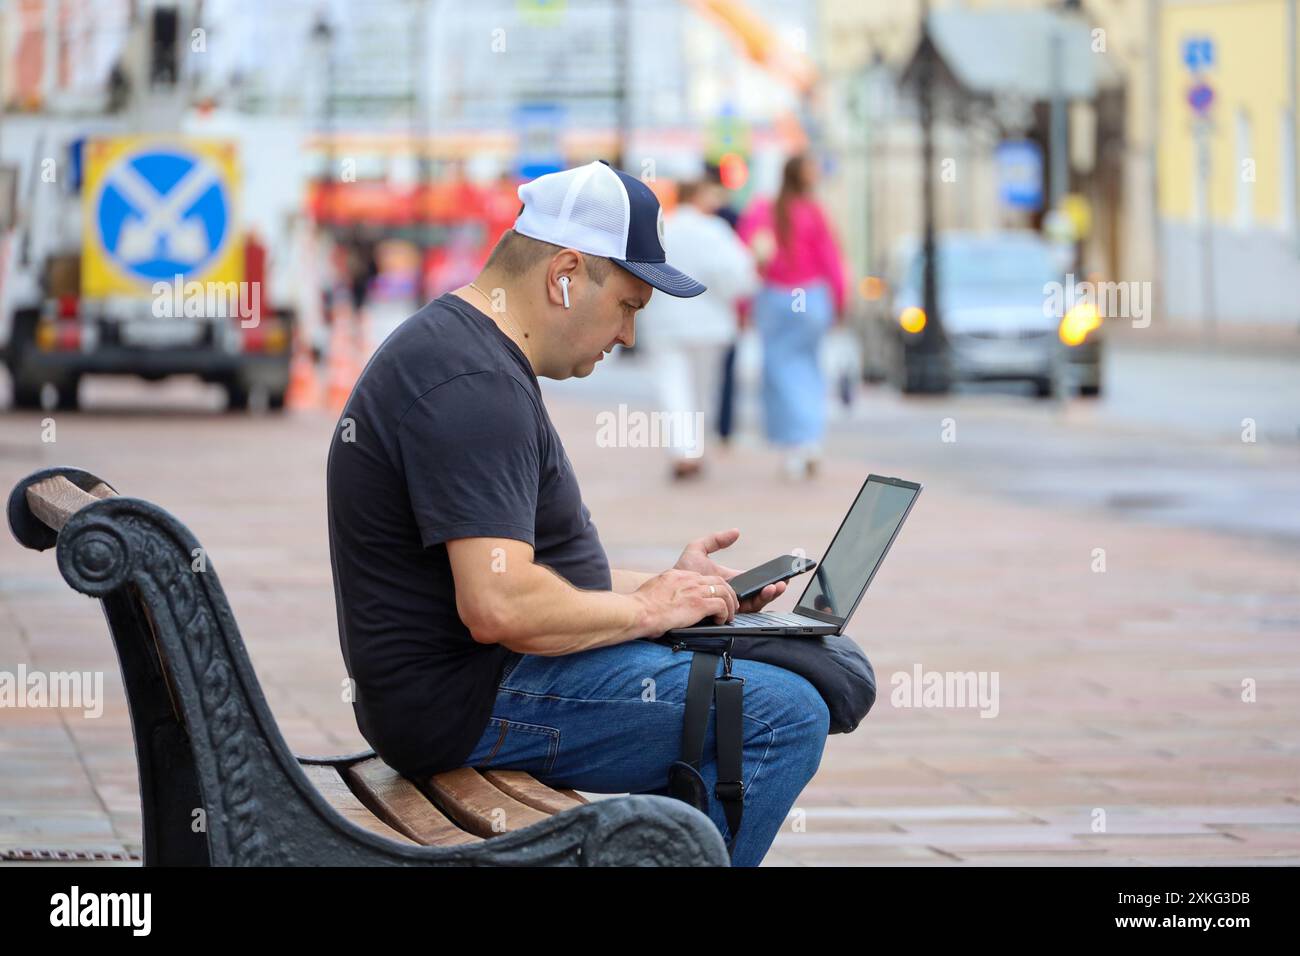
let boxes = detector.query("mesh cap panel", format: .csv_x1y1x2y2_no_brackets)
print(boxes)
514,161,629,259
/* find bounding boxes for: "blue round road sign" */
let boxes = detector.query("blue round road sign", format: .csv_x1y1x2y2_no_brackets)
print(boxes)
95,147,231,282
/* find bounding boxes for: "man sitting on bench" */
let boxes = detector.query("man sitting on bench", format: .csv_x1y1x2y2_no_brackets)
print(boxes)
326,161,831,867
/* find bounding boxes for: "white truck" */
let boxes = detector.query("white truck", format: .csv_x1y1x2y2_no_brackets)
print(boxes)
1,128,293,412
0,1,296,412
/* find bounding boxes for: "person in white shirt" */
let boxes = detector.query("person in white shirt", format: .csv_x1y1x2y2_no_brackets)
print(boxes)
638,178,759,480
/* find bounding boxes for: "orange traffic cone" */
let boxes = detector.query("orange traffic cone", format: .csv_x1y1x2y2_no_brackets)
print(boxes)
285,333,322,411
326,304,361,414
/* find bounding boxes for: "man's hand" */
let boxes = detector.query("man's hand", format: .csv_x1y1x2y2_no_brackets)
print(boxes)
632,568,739,634
674,528,788,614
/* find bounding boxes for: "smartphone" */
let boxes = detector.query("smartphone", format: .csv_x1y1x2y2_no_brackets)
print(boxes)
727,555,818,601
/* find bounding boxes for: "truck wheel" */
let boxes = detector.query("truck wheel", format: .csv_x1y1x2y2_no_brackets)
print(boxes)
11,380,41,410
225,382,250,411
8,309,43,410
54,377,81,411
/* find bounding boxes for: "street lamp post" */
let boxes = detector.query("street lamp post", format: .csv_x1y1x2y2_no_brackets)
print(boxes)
311,16,336,228
615,0,632,169
906,2,951,394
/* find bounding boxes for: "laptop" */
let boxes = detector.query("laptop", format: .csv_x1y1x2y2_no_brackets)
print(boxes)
669,474,923,637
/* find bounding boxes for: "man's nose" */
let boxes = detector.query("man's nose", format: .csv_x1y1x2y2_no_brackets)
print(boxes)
619,316,636,349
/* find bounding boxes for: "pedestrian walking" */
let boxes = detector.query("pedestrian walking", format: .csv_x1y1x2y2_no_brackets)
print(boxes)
737,153,847,480
639,176,759,479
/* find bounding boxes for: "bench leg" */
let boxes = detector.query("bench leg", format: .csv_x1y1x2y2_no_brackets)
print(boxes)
100,589,211,865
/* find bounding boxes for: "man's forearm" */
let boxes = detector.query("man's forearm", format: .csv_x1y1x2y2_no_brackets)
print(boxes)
479,562,655,656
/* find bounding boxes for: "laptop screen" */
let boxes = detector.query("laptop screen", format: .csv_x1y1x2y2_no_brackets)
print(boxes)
795,476,921,624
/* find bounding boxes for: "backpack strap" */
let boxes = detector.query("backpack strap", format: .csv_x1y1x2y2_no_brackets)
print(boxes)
713,658,746,843
667,649,745,857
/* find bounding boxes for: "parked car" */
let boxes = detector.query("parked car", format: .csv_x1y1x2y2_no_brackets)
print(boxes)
858,231,1103,398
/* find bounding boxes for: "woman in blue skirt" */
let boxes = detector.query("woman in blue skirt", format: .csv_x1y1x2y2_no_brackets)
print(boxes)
738,154,848,479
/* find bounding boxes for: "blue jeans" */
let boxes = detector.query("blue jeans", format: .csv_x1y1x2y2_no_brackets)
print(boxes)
465,639,831,867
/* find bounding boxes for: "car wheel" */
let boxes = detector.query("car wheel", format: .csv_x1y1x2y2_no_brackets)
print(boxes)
1079,382,1102,397
861,362,887,385
1033,377,1055,399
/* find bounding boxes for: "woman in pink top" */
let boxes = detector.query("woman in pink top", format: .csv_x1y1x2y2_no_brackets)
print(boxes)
738,153,847,479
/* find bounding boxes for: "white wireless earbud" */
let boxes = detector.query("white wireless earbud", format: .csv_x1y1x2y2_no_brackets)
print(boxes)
559,275,571,309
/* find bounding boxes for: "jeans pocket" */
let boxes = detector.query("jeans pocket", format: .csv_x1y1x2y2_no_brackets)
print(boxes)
477,717,560,775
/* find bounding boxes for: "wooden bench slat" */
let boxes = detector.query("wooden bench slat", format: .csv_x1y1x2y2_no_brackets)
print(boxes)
300,764,417,845
344,758,480,847
481,770,588,814
25,476,115,532
421,767,551,838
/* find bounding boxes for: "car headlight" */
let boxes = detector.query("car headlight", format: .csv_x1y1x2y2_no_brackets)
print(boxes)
1059,302,1101,346
898,306,927,334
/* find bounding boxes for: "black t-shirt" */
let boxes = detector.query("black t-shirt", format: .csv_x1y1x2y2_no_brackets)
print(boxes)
326,293,611,778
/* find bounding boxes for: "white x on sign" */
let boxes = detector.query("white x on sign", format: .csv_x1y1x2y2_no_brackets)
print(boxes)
106,160,219,266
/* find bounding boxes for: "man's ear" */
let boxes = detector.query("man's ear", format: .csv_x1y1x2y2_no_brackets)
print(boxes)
545,249,583,308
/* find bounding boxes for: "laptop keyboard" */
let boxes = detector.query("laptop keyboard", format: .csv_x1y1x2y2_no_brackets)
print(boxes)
729,612,799,627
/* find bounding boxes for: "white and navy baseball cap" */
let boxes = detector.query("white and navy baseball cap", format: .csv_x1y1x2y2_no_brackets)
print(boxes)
514,160,706,298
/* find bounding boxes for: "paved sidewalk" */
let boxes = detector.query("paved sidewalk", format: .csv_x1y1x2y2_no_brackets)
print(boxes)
1,385,1298,865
